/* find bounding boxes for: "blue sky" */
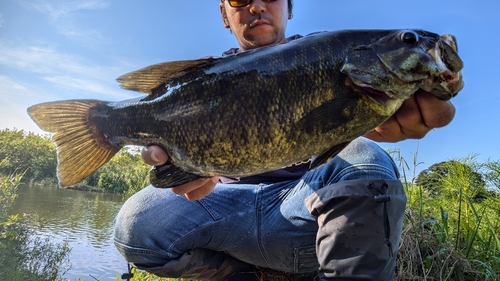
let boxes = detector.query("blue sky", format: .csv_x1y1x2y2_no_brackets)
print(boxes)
1,0,499,176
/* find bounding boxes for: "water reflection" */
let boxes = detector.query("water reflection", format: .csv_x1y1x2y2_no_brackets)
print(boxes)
10,184,128,281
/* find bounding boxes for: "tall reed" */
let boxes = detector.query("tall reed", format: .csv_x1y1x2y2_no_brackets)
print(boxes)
390,149,499,281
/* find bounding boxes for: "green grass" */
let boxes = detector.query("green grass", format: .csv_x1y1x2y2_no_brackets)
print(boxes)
391,150,500,280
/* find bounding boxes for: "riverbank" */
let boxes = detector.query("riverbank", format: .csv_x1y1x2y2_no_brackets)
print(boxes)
9,184,127,280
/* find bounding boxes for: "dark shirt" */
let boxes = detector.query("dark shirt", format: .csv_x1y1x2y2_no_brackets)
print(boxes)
219,160,310,184
221,34,304,56
219,34,310,185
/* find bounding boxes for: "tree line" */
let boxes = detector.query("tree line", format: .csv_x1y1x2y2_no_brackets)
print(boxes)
0,128,150,194
0,129,57,183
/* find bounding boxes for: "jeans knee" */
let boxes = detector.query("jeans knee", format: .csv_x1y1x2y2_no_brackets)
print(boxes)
340,138,394,165
114,186,186,267
329,137,399,182
113,186,175,265
114,187,151,242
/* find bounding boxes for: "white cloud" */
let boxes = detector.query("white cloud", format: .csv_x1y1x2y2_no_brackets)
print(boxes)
21,0,108,22
43,76,134,100
0,75,59,103
0,43,120,82
19,0,109,45
0,76,50,134
0,42,138,102
0,72,135,135
59,26,108,45
0,44,76,75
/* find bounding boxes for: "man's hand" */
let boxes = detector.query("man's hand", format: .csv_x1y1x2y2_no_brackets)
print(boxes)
142,146,219,200
364,90,456,142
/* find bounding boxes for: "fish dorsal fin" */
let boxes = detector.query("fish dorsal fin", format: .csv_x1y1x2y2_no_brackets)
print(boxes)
116,58,215,94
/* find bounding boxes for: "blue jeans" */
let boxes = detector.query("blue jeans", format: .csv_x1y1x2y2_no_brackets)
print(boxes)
114,137,403,279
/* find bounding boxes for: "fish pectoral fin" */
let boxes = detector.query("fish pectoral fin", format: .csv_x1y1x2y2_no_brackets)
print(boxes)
295,97,358,134
150,159,206,188
117,58,216,94
27,100,120,188
309,141,351,170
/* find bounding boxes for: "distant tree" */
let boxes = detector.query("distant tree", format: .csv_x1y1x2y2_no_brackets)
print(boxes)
0,129,56,182
0,128,149,193
80,148,150,194
416,158,488,201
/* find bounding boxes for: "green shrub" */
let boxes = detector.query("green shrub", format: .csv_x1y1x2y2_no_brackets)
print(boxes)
0,129,56,183
79,148,151,194
0,164,71,281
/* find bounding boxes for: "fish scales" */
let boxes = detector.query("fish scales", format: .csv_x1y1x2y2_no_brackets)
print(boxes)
95,37,347,175
27,29,464,188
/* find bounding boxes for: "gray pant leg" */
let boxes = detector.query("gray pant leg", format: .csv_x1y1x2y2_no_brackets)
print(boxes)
305,179,406,281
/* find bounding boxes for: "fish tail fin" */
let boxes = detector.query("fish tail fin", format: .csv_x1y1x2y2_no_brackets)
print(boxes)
27,100,120,187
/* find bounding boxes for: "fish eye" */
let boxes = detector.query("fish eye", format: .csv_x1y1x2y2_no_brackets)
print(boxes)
401,31,419,44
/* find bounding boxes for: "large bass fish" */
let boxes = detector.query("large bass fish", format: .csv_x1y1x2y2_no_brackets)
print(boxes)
28,29,464,188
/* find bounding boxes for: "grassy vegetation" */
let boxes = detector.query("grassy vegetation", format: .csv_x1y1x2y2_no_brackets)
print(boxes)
121,268,194,281
392,150,500,281
0,160,71,281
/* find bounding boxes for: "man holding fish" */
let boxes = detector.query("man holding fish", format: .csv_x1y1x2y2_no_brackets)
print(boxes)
112,0,457,280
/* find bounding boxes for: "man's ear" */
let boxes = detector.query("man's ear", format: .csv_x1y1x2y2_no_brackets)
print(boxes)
220,3,230,28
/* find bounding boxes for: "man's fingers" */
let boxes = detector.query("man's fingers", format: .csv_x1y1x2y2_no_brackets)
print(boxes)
364,116,401,142
364,91,456,143
394,94,429,139
415,91,456,128
171,177,220,200
141,145,169,166
141,145,219,199
184,178,219,201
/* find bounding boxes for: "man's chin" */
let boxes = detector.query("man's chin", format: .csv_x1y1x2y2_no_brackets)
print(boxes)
245,32,283,49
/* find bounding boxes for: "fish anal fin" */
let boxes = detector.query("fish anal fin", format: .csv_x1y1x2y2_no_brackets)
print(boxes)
27,100,120,187
150,160,206,188
309,141,351,170
117,58,215,95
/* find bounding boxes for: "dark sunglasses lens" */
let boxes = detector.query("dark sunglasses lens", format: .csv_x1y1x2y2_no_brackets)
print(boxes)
228,0,252,7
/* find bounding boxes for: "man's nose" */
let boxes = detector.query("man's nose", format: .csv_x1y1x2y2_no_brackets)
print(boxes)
249,0,266,15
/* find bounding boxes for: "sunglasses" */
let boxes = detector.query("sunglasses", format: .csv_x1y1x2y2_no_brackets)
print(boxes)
224,0,276,8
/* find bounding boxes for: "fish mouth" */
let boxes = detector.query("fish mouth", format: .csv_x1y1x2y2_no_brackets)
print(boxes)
345,76,396,105
421,34,464,100
360,86,393,104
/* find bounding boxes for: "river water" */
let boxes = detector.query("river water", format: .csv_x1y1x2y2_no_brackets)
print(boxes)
10,184,129,281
